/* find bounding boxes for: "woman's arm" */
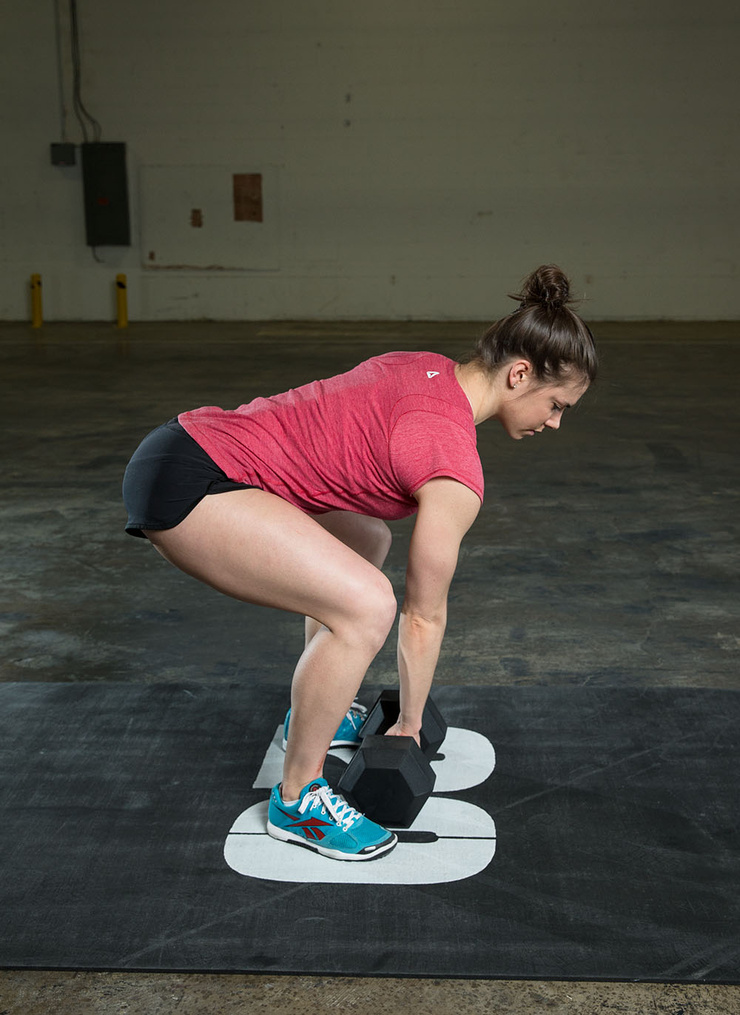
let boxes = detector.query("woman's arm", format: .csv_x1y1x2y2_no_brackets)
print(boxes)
386,477,481,741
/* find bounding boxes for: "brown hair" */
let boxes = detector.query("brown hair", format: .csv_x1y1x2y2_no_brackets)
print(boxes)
470,265,597,383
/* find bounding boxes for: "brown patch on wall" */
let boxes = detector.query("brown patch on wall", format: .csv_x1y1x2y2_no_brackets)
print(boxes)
233,173,263,222
191,209,203,228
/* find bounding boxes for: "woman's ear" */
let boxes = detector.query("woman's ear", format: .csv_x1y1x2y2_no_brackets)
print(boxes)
507,359,533,390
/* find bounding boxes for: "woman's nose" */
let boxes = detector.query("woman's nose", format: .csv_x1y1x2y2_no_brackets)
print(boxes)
545,411,563,430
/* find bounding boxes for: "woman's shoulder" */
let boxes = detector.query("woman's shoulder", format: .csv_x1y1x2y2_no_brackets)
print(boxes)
358,350,456,383
368,350,452,368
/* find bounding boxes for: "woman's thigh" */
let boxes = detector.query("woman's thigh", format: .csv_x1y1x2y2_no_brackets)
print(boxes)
311,510,392,568
144,488,396,633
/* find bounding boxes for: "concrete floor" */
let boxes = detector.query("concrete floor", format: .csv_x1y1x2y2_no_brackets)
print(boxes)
1,319,738,1013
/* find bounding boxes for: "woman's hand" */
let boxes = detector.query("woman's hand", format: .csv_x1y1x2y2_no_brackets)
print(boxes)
384,720,421,747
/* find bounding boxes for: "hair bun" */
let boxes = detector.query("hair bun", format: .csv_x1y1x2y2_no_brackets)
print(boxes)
514,264,572,311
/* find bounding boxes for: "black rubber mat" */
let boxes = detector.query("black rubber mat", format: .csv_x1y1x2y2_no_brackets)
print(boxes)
0,682,737,981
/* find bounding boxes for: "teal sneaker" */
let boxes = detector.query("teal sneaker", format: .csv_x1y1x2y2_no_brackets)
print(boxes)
267,778,397,861
281,700,367,751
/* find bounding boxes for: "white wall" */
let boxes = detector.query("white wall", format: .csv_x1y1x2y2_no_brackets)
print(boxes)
1,0,737,321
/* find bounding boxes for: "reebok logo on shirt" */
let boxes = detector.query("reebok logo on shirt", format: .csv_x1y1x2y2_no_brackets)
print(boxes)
426,371,440,378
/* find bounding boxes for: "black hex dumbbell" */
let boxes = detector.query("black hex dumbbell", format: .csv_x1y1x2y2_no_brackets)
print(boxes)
336,689,446,827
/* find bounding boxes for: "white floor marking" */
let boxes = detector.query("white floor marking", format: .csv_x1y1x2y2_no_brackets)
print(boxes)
227,719,498,885
251,726,286,790
431,726,496,791
224,797,496,885
251,725,495,792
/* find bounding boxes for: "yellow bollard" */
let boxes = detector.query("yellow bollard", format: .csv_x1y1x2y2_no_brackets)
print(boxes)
30,274,43,328
116,274,128,329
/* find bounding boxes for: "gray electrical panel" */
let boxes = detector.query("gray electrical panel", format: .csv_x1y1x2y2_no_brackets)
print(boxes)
81,143,131,246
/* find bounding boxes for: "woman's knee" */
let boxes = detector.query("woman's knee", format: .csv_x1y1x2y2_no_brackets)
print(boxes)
343,573,397,651
372,572,398,635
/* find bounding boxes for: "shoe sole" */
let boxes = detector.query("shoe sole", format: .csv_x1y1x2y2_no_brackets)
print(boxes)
266,820,397,861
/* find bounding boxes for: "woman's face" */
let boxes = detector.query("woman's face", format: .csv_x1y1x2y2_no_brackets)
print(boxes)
499,372,589,440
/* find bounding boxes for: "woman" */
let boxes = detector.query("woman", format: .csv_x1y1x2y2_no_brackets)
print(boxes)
122,264,597,862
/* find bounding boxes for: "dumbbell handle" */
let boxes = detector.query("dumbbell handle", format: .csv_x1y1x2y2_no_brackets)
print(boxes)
360,689,447,758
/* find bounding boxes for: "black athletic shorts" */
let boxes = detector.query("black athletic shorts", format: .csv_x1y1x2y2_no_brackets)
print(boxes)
122,418,257,538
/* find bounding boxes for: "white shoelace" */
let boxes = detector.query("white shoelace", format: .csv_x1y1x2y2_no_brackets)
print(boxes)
347,700,367,731
299,784,361,832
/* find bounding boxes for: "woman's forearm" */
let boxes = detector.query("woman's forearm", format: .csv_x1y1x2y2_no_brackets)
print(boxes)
396,609,447,733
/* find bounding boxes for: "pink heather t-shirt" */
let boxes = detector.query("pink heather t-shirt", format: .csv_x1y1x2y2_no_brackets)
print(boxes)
178,351,484,520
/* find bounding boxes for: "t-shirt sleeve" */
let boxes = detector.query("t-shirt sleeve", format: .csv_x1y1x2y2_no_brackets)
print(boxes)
388,410,484,502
